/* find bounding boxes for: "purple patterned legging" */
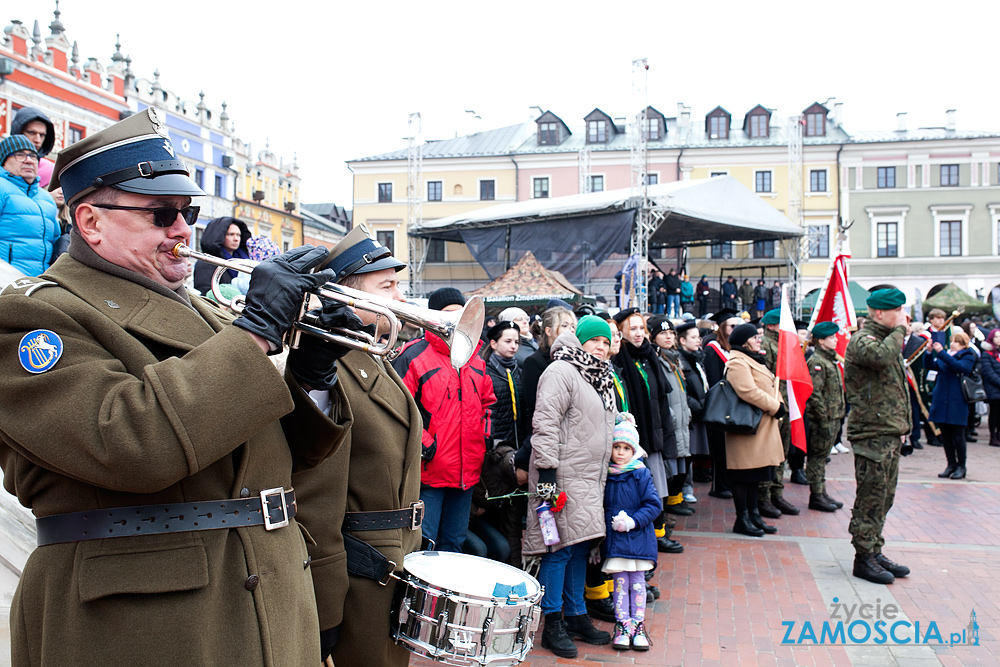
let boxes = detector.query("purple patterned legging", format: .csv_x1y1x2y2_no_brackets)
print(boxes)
611,571,647,623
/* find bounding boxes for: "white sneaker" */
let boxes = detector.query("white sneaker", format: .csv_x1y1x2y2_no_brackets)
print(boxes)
683,493,697,503
834,443,850,454
830,446,839,455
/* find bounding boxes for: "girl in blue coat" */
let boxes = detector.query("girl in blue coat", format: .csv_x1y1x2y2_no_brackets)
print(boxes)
927,330,977,479
603,413,661,651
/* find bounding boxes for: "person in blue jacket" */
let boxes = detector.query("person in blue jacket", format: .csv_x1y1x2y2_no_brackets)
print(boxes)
0,134,59,276
927,330,977,479
981,328,1000,447
602,412,661,652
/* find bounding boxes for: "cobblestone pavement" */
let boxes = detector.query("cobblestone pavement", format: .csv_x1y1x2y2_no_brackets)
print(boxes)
414,424,999,667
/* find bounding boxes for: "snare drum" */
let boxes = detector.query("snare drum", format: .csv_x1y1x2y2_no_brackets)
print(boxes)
390,551,543,666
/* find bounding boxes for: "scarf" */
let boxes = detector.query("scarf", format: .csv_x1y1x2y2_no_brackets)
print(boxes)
488,353,521,421
731,345,767,366
608,455,646,476
552,343,616,412
221,247,250,280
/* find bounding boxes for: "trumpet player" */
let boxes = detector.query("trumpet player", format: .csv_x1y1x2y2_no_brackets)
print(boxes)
292,224,425,667
0,110,354,666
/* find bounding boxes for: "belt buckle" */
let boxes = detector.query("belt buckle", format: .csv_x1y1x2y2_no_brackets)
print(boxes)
261,487,289,531
137,161,153,178
379,560,397,586
409,500,424,531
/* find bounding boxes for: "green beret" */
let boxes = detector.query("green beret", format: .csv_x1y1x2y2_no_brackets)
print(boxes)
761,309,781,325
866,288,905,310
575,315,612,345
812,321,840,339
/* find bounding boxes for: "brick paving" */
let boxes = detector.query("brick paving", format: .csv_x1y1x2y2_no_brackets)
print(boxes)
412,425,999,666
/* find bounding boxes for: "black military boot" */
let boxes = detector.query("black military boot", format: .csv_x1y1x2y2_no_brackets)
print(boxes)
808,492,838,512
875,553,910,578
748,507,777,534
657,536,684,553
757,498,782,519
564,613,611,645
853,553,895,584
585,596,616,623
821,492,844,509
541,613,578,658
772,495,801,516
790,469,808,485
665,502,694,516
733,510,765,537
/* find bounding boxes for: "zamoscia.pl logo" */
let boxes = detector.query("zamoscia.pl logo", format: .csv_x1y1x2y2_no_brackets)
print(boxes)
781,599,980,646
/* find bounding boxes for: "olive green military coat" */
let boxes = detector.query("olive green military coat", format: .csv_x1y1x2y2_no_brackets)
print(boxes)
293,349,423,667
806,346,845,425
0,255,350,666
723,350,786,469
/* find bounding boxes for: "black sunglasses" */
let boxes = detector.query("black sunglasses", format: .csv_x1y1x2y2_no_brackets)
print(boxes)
92,204,200,227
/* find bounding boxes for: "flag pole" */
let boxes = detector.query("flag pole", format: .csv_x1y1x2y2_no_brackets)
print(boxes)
806,230,847,331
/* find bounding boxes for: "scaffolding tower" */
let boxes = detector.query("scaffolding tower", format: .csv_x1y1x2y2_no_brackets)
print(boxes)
578,145,592,194
628,57,652,311
406,112,424,296
785,114,805,314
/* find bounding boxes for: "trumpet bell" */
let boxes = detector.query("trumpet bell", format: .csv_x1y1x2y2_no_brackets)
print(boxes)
446,296,485,369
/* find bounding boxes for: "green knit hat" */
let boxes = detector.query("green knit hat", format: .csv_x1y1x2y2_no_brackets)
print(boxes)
812,321,839,339
761,309,781,325
576,315,612,345
866,288,905,310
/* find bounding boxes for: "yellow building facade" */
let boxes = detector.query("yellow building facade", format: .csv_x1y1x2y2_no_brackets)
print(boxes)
233,139,304,250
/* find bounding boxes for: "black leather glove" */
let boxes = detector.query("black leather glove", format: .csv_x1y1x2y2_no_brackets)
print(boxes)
233,245,333,353
773,404,787,421
422,435,437,462
320,625,340,661
901,439,914,457
287,301,363,390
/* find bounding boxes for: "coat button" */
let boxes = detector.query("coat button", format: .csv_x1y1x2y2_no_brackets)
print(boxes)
245,575,259,591
304,556,312,570
240,487,250,498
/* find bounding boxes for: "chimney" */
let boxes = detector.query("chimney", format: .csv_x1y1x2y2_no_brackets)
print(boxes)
677,103,691,130
896,112,907,132
946,109,956,131
833,102,844,128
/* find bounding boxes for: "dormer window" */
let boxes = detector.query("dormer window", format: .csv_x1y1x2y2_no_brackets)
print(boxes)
535,111,570,146
709,116,727,139
745,105,771,139
539,122,558,145
706,107,731,140
803,103,828,137
588,120,607,143
643,118,660,140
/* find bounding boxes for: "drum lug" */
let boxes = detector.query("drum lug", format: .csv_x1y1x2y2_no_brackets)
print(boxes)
480,609,495,650
434,608,450,651
398,597,410,625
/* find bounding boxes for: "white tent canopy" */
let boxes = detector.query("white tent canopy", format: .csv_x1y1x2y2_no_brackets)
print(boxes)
411,176,804,246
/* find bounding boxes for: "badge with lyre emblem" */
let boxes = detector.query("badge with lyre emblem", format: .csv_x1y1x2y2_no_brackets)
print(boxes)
18,329,64,373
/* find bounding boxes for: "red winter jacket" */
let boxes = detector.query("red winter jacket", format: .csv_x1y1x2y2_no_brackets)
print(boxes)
392,333,495,489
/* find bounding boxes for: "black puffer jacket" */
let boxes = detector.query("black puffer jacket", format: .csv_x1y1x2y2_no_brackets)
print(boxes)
193,216,251,295
678,347,709,420
11,107,55,156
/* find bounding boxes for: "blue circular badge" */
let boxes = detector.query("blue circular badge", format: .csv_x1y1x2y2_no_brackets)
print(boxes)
18,329,64,374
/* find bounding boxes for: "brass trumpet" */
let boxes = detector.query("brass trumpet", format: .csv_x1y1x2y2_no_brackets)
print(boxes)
172,244,485,368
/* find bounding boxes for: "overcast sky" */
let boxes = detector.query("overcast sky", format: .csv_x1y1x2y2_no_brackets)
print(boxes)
16,0,1000,206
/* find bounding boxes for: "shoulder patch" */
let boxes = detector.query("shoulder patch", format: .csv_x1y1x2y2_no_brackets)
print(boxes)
865,335,877,340
18,329,64,373
2,277,57,297
814,365,822,371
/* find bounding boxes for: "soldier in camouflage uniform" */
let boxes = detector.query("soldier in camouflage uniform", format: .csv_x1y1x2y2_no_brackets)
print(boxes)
805,322,844,513
757,309,800,518
844,289,913,584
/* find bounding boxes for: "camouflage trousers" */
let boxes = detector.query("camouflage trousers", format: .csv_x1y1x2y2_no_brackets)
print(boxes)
807,422,839,495
760,416,791,500
848,437,901,555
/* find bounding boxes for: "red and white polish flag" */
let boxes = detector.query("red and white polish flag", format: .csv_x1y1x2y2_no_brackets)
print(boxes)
809,253,857,357
776,285,813,452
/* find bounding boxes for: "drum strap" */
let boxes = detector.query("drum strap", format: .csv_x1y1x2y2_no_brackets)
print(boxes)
343,533,396,585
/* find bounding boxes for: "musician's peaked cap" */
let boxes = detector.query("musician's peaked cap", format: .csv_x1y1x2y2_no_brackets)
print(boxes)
321,223,405,281
51,108,206,207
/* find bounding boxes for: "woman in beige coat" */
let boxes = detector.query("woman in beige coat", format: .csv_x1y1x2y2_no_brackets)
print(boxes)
723,323,786,537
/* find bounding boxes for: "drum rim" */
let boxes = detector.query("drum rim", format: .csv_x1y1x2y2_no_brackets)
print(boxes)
402,550,542,603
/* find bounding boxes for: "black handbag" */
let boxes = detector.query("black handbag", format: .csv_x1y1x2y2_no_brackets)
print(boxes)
960,369,986,403
703,370,763,435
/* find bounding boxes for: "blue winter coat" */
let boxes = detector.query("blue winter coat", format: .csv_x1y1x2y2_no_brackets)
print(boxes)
927,348,976,425
981,352,1000,401
0,169,60,276
602,467,661,563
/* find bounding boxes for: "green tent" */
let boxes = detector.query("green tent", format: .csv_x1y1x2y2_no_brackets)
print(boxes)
798,281,871,318
921,283,992,316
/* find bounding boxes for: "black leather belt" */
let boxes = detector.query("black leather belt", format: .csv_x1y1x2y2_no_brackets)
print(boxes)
35,487,296,547
343,500,424,532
